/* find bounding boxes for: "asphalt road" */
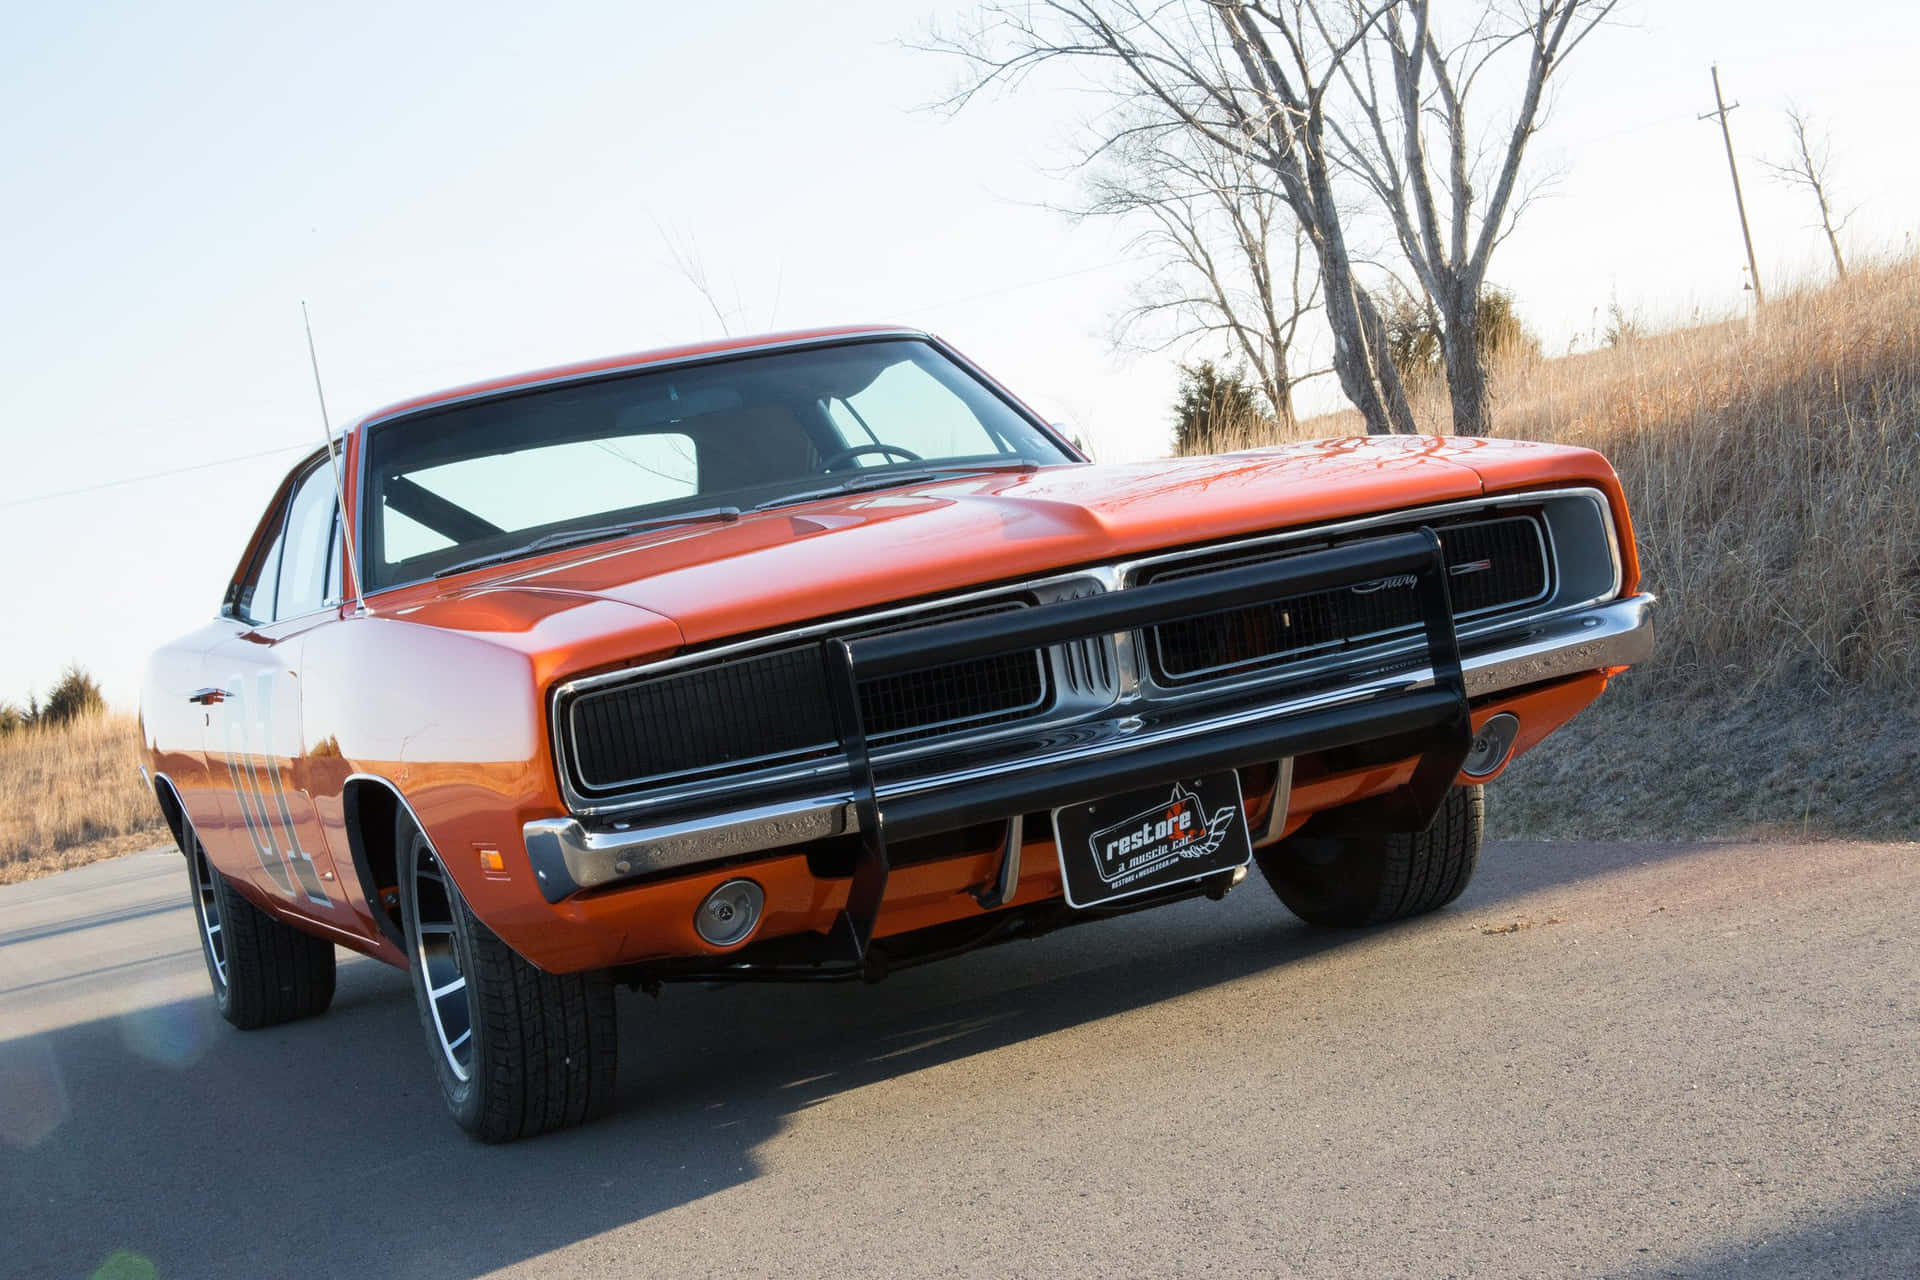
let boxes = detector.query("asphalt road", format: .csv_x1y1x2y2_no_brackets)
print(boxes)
2,836,1915,1279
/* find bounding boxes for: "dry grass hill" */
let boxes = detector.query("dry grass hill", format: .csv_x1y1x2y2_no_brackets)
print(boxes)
1195,255,1920,838
1,711,163,884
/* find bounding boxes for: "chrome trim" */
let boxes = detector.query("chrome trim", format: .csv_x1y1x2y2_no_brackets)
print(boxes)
525,594,1654,899
563,604,1052,798
1459,595,1654,696
148,769,191,857
524,797,860,900
1255,758,1294,847
1112,486,1620,603
560,571,1104,697
355,329,932,437
340,771,458,911
550,569,1113,816
1123,488,1619,705
550,486,1621,817
973,812,1023,910
1141,512,1553,684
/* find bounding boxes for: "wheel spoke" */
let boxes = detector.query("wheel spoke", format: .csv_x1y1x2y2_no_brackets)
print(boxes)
412,840,474,1081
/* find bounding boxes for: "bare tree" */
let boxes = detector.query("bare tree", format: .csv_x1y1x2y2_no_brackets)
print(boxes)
1761,104,1851,280
1330,0,1615,435
927,1,1613,437
928,1,1421,436
654,217,741,336
1079,126,1324,427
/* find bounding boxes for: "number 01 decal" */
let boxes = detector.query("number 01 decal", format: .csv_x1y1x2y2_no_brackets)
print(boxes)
221,671,330,906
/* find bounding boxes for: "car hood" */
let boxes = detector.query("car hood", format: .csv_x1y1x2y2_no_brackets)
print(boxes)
412,435,1620,654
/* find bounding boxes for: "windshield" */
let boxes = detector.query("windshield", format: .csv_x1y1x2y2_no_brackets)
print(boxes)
359,338,1073,589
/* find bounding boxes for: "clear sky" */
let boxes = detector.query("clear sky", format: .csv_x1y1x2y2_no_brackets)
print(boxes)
3,0,1915,707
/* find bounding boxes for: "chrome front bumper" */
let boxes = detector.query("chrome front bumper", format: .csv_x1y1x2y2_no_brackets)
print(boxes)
524,592,1655,902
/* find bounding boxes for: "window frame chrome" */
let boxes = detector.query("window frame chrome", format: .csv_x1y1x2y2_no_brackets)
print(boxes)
343,329,1089,601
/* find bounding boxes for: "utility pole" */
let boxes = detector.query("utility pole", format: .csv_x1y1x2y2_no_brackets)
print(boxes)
1700,64,1765,306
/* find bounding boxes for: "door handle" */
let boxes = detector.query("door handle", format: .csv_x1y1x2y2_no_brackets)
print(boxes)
187,687,232,705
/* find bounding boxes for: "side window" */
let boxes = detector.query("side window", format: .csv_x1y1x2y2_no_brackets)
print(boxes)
235,509,288,624
325,508,344,604
276,466,340,620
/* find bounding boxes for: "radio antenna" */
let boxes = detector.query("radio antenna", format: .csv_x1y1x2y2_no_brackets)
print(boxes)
302,301,368,616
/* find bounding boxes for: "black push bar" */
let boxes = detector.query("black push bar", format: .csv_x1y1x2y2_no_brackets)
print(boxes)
850,530,1449,677
817,527,1473,962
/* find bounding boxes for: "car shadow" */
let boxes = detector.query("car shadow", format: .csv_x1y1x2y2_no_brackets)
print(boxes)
0,899,185,949
3,836,1750,1277
1623,1190,1920,1277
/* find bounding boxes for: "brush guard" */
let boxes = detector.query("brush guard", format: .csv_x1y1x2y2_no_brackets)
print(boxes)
813,526,1474,966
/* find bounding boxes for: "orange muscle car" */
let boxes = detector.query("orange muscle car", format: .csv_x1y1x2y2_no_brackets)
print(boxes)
141,326,1653,1140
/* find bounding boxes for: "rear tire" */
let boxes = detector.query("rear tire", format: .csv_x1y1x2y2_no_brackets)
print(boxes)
185,822,336,1029
396,811,617,1142
1254,784,1484,927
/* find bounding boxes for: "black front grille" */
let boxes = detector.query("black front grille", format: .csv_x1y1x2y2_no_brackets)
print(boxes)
1148,515,1549,684
1440,518,1551,614
569,647,834,789
860,652,1046,741
567,633,1049,794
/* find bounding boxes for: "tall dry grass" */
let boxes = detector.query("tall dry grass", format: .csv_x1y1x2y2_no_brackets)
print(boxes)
1192,255,1920,698
0,712,165,884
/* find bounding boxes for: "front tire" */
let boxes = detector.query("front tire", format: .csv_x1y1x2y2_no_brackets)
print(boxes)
185,823,336,1029
1254,784,1484,927
396,811,617,1142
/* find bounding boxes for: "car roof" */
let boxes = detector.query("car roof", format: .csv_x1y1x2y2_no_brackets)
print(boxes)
348,324,929,434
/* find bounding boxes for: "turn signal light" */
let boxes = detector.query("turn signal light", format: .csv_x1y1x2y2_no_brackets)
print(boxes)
1463,713,1521,778
696,879,764,948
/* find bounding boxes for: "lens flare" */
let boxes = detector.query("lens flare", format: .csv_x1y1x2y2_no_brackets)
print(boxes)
116,997,217,1069
0,1037,69,1149
89,1250,157,1280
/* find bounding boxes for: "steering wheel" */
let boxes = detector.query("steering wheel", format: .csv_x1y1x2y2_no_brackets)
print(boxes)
817,443,923,473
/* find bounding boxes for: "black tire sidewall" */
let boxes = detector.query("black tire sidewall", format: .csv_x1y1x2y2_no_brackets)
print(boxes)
184,828,237,1019
1254,785,1483,927
397,820,486,1131
1256,832,1390,926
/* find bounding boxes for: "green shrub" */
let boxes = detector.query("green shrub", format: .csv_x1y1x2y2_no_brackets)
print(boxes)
1171,360,1272,454
1384,284,1541,388
38,664,104,728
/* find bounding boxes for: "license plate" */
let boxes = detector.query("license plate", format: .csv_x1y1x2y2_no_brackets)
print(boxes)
1052,772,1252,909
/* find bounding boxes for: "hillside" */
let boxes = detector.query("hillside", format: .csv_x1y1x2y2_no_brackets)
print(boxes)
1201,256,1920,839
0,712,165,884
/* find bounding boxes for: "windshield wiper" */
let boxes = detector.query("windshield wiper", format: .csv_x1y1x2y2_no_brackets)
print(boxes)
753,460,1041,512
432,506,741,579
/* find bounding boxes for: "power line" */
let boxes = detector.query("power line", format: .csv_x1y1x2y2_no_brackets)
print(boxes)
0,442,313,511
893,260,1130,318
5,259,1137,511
